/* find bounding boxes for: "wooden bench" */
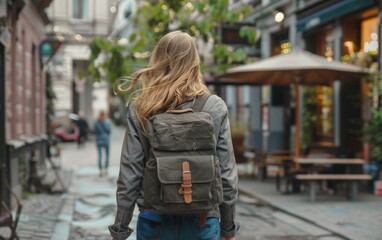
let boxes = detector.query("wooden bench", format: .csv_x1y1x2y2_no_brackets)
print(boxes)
296,174,371,202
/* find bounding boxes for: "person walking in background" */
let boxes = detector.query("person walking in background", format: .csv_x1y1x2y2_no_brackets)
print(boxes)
76,110,89,148
109,31,239,240
93,111,112,176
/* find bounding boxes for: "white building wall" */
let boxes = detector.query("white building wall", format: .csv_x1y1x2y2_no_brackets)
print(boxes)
47,0,112,122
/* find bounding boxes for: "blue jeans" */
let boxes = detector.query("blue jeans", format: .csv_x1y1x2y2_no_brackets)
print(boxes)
136,213,220,240
96,143,109,170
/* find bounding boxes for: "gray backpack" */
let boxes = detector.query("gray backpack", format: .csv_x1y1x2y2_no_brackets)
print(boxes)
143,93,224,215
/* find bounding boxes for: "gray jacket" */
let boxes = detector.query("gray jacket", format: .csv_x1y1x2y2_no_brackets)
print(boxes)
109,95,239,239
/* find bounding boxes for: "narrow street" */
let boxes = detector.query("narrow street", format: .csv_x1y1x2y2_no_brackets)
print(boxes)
52,126,345,240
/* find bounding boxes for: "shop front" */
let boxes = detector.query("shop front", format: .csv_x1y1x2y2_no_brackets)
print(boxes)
296,0,379,156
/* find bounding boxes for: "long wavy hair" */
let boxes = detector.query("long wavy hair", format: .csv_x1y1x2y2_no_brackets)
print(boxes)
119,31,209,133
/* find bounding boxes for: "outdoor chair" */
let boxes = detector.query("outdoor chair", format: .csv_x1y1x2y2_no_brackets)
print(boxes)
0,166,22,240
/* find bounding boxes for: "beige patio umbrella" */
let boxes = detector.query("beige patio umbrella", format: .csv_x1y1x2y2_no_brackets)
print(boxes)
214,49,367,157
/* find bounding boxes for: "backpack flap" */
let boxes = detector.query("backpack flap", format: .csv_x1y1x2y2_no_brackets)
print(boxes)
156,155,215,203
150,112,215,152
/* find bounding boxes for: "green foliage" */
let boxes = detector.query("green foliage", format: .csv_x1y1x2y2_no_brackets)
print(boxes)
364,74,382,161
343,51,382,161
88,0,258,92
239,26,258,44
302,87,318,149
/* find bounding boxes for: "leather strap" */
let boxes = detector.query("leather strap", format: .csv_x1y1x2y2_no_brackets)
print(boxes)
199,212,208,227
178,161,192,204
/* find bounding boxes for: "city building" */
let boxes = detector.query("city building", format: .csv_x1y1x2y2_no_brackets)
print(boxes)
1,0,53,205
46,0,112,125
222,0,382,158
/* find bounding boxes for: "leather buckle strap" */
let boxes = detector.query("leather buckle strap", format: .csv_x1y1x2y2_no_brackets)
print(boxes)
199,212,208,227
178,161,192,204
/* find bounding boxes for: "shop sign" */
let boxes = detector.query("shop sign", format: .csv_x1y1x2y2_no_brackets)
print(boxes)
39,39,62,68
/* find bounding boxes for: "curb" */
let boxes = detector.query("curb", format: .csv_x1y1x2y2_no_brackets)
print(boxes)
51,170,75,240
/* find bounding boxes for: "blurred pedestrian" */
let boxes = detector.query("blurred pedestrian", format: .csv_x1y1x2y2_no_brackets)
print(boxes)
109,31,239,240
76,110,89,148
93,110,112,176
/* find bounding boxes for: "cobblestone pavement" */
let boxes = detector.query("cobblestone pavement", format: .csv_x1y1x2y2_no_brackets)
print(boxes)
67,166,136,240
235,195,344,240
0,127,351,239
17,194,66,240
239,177,382,240
0,168,72,240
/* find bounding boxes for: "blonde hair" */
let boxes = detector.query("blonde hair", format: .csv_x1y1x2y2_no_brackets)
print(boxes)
98,110,107,121
119,31,209,133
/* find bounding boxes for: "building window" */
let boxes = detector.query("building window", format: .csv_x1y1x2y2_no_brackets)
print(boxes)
73,0,88,20
361,16,378,55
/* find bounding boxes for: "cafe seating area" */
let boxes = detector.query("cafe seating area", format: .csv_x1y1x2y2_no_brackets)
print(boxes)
236,146,374,202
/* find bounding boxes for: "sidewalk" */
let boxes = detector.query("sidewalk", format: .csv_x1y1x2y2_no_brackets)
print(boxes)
0,169,72,240
238,176,382,240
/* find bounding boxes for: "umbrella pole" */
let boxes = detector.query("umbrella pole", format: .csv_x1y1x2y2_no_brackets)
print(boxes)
294,82,300,162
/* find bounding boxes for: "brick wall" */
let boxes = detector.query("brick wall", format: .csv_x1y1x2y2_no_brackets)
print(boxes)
6,2,47,142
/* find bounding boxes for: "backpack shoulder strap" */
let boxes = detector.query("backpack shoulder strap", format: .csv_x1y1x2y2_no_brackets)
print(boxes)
192,93,211,112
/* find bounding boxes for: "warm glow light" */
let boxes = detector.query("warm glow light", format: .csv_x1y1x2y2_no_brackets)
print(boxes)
186,2,194,11
75,34,83,41
57,34,65,42
344,41,354,54
118,38,128,45
134,51,150,59
53,26,60,32
110,6,117,13
280,41,291,54
274,11,284,23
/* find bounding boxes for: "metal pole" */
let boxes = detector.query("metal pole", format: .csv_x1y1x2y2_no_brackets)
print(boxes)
0,44,6,202
294,82,300,158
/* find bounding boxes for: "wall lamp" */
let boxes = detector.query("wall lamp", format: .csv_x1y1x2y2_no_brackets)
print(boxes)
274,10,285,24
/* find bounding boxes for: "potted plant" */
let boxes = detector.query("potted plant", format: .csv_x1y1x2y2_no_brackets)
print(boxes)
344,51,382,192
230,121,247,164
364,78,382,189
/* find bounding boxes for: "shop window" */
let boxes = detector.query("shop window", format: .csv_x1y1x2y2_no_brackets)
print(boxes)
361,17,378,55
271,30,290,56
73,0,88,20
316,86,333,139
304,26,334,144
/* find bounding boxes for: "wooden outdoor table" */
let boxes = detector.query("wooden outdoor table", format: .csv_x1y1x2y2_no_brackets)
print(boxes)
293,158,370,201
267,155,294,162
294,158,365,165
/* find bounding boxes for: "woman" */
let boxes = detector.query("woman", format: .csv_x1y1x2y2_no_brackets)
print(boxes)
109,31,239,240
93,110,112,176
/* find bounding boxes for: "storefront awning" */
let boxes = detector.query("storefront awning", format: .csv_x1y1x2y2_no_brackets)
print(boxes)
296,0,375,32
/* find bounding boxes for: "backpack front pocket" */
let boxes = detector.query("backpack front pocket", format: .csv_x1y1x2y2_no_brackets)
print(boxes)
156,155,215,203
